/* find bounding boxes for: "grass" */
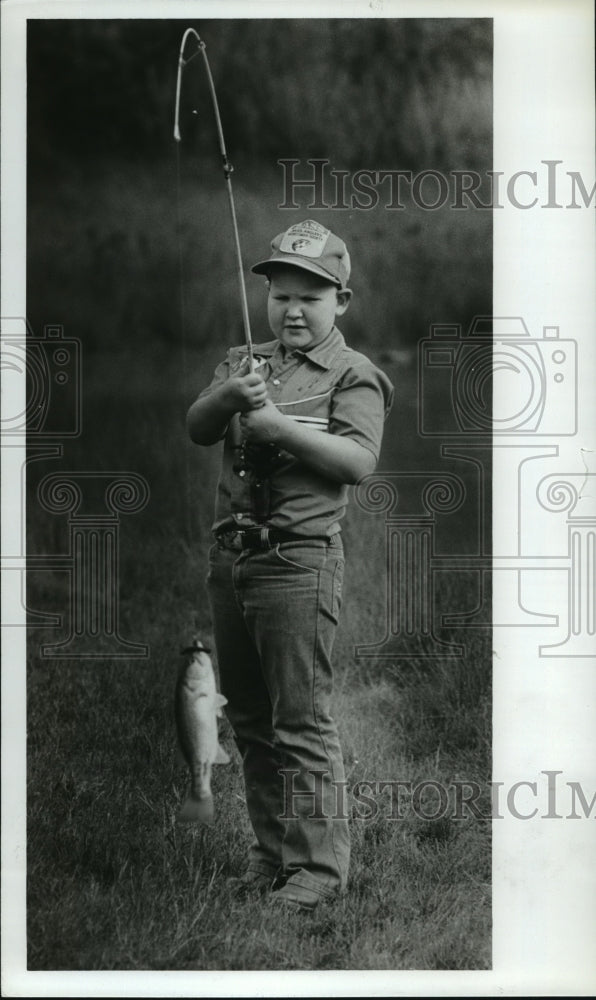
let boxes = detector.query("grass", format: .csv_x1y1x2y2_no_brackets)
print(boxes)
25,340,492,971
26,652,491,971
26,658,491,971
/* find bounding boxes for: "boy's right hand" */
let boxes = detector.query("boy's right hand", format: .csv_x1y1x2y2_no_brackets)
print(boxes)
223,357,268,412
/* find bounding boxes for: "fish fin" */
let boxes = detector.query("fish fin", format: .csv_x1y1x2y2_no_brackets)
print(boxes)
214,742,231,765
215,693,228,718
178,792,214,825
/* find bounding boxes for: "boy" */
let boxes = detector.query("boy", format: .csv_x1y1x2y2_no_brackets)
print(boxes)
187,220,393,910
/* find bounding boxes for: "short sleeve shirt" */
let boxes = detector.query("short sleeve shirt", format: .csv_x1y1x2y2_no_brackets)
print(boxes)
197,326,394,537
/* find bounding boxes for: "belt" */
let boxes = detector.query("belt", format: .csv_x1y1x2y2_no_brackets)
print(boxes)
216,527,330,551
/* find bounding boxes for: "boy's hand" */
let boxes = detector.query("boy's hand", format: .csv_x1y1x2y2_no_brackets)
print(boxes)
224,358,268,413
239,399,285,444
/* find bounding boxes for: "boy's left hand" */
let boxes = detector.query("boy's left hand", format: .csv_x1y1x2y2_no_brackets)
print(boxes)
239,399,285,444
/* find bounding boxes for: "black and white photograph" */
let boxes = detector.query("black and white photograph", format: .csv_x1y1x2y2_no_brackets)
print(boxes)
1,0,594,995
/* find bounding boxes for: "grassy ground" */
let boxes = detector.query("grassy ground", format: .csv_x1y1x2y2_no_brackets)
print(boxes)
25,341,492,971
26,659,491,971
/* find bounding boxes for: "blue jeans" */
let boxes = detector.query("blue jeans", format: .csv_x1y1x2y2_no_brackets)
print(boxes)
206,535,350,900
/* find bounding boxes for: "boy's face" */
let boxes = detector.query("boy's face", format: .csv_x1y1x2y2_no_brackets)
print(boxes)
267,266,351,351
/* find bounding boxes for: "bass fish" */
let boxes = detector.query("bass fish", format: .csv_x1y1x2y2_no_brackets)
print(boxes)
175,637,230,824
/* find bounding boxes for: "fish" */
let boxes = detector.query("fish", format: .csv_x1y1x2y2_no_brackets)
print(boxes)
175,637,230,824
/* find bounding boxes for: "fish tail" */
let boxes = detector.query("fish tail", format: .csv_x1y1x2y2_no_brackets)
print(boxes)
178,792,214,825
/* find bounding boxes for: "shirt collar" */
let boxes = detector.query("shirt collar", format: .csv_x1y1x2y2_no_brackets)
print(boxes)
292,326,346,370
239,327,346,371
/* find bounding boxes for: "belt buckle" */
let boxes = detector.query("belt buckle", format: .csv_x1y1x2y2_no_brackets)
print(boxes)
242,526,271,550
258,527,271,549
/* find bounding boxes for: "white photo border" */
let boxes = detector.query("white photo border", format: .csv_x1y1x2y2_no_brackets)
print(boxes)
2,0,595,996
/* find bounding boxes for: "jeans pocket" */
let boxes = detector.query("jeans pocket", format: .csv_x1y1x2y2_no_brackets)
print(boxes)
331,558,344,622
272,541,327,574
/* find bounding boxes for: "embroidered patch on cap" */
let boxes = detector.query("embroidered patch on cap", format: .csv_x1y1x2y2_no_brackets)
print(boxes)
278,220,331,259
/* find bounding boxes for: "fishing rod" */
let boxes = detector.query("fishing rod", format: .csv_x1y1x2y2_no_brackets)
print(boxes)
174,27,254,370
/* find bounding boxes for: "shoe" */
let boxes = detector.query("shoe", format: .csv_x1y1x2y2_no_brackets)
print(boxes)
269,882,322,911
227,870,278,897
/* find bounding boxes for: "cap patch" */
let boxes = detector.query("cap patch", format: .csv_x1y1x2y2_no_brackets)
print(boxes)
279,220,330,259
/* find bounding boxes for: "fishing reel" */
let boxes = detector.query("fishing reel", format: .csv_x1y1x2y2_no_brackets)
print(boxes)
238,440,283,477
233,441,285,523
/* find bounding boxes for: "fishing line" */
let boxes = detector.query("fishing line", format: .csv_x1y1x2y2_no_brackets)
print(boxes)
174,27,254,370
175,136,194,549
174,27,256,550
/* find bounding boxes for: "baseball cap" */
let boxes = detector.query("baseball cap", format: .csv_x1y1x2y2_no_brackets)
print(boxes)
251,220,351,289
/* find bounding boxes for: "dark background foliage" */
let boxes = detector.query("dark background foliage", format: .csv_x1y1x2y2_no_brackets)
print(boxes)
28,19,491,168
27,19,492,354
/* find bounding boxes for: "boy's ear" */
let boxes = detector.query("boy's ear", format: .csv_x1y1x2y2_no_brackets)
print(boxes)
335,287,352,315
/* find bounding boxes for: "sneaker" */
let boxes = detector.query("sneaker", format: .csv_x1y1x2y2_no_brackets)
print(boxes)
227,870,278,897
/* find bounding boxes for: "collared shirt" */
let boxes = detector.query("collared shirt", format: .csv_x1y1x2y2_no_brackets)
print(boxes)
197,326,394,537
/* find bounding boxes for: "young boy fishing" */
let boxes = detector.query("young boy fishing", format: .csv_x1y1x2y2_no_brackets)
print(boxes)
187,219,393,910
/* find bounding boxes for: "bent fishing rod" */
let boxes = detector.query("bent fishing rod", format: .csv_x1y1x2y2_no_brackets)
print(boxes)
174,27,254,370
